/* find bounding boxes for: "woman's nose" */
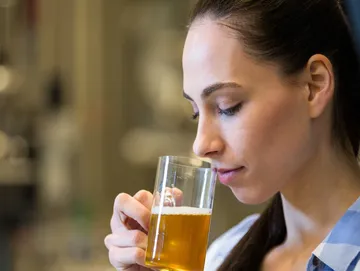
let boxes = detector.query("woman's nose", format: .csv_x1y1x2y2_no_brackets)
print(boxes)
192,120,224,158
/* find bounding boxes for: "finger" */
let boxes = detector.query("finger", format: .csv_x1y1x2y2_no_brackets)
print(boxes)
133,190,153,211
104,231,148,250
110,193,129,233
154,187,184,207
111,193,151,233
108,246,146,269
122,190,153,231
170,187,184,206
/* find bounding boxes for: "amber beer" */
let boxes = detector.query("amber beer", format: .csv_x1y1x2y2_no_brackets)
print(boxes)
145,206,211,271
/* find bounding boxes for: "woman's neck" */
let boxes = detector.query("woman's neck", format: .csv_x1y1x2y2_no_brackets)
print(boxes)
280,147,360,249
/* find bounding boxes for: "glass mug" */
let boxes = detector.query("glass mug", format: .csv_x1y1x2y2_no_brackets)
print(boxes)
145,156,217,271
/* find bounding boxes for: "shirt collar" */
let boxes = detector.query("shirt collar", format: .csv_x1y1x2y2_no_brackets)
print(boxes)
312,196,360,271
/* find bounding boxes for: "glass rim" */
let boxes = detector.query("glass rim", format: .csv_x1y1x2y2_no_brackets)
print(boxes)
159,155,212,169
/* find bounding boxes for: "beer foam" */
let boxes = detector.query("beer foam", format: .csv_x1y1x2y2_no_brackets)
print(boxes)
151,206,211,215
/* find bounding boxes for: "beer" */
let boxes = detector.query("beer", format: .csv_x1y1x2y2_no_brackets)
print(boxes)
145,206,211,271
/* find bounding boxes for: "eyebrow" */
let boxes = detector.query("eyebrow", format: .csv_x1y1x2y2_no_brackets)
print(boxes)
183,82,242,101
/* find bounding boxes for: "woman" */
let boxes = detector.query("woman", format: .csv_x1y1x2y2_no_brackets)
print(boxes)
104,0,360,270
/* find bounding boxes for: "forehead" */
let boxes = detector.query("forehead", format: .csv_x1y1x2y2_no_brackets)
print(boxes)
182,18,251,92
183,19,244,69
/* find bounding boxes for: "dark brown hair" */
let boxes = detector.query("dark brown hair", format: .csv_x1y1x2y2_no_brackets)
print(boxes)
189,0,360,270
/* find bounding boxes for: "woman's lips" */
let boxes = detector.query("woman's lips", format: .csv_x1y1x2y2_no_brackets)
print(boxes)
216,167,245,185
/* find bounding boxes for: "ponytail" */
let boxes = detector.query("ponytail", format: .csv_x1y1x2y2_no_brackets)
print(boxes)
217,193,286,270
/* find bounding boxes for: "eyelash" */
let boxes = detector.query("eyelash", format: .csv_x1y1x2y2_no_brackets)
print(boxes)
192,112,199,120
218,103,243,117
191,103,243,120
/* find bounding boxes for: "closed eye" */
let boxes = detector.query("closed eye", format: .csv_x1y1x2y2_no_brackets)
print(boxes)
218,103,243,117
191,103,242,120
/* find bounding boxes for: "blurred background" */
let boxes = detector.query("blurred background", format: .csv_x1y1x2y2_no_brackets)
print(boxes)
0,0,358,270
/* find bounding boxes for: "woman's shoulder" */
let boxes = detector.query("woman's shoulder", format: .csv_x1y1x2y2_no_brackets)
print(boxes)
204,213,260,271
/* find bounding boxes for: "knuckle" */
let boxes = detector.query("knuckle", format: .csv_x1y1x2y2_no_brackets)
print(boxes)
132,247,145,262
114,193,130,209
135,190,151,202
108,247,117,262
138,189,149,195
104,235,111,248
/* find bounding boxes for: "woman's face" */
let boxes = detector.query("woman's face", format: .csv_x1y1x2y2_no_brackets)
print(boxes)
183,18,315,204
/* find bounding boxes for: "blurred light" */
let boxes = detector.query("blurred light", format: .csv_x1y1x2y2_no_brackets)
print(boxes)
0,130,9,159
0,65,11,92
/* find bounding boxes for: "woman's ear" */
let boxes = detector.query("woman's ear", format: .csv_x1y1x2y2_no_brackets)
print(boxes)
305,54,335,118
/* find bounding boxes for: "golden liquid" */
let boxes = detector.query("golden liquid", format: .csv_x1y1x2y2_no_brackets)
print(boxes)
145,207,211,271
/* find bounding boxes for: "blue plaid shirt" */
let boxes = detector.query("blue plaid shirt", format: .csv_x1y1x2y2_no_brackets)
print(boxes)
205,197,360,271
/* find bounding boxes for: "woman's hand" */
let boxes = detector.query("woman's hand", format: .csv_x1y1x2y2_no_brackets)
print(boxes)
105,190,154,271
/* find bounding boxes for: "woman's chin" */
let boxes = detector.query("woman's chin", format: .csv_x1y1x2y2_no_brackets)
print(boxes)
230,186,275,205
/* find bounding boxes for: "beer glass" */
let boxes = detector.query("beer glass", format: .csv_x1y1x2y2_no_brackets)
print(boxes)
145,156,216,271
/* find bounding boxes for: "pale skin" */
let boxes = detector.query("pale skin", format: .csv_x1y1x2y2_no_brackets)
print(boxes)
105,17,360,271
